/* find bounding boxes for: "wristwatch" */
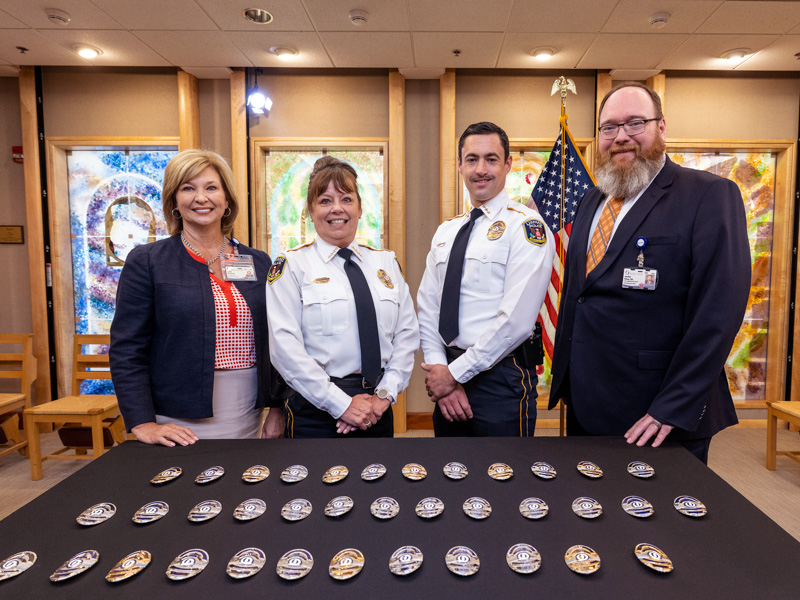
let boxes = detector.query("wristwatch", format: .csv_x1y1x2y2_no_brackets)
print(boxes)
375,388,395,404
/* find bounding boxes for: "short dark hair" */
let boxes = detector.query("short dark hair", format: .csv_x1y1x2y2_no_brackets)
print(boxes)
598,81,664,122
458,121,510,162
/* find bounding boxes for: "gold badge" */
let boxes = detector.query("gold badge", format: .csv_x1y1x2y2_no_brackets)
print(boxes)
311,277,330,284
377,269,394,289
487,221,506,240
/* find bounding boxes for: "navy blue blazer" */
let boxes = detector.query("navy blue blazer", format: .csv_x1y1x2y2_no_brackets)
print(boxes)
549,157,751,440
110,234,274,430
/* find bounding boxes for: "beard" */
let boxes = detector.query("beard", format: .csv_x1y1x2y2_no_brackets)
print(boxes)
594,137,666,199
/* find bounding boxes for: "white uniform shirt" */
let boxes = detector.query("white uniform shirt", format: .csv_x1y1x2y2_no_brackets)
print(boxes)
417,190,556,383
267,237,419,419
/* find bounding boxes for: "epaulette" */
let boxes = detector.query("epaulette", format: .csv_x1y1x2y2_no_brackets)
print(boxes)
358,244,388,251
506,204,527,215
287,240,314,252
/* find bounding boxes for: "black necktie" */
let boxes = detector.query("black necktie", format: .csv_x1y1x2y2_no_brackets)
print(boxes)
338,248,381,386
438,207,482,345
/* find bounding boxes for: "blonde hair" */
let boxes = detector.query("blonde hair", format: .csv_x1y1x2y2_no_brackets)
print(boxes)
305,156,361,214
162,149,239,236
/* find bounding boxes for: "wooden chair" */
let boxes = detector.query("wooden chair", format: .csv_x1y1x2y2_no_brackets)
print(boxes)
0,334,37,459
766,400,800,470
23,334,123,480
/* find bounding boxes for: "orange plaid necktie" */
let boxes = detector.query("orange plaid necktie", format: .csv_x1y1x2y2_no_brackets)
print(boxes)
586,197,624,275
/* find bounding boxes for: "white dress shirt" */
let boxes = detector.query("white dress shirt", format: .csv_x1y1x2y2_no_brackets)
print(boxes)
267,237,419,419
417,191,556,383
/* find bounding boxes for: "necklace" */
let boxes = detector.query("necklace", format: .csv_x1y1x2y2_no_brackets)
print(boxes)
181,233,227,272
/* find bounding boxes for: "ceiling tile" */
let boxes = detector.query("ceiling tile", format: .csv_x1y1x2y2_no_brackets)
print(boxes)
0,29,85,65
195,0,315,32
319,32,414,67
735,34,800,70
497,32,597,69
507,0,620,33
91,0,217,31
227,31,333,67
303,0,410,32
658,33,779,69
413,32,504,68
0,0,123,29
134,30,251,66
603,0,723,34
578,33,689,69
697,1,800,34
38,29,172,66
0,9,30,28
408,0,513,32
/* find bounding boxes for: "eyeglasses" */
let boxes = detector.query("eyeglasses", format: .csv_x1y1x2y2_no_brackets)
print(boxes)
598,118,659,139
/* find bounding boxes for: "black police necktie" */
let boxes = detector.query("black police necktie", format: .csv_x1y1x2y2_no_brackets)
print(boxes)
338,247,381,386
438,207,482,345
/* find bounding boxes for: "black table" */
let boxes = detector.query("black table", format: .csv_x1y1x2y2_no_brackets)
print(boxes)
0,437,796,599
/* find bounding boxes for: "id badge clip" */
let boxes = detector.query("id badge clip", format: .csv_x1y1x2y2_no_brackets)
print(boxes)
621,236,658,290
221,253,256,281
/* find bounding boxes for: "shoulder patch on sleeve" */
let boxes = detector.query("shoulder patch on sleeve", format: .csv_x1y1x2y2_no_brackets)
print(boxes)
267,256,287,284
523,218,548,246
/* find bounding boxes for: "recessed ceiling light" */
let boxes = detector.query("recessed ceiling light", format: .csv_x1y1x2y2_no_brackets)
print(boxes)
74,45,102,59
270,46,298,60
530,47,556,61
721,48,749,61
243,8,274,24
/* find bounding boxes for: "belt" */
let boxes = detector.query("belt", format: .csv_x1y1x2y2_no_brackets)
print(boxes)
330,371,383,390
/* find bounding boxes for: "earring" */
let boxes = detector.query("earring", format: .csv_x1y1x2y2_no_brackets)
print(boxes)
171,209,182,219
224,207,232,217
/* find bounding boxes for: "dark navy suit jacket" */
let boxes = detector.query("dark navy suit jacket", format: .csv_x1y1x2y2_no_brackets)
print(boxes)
549,157,751,440
110,234,274,430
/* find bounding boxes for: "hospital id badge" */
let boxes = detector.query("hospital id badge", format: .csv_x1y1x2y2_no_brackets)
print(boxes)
221,254,257,281
622,267,658,290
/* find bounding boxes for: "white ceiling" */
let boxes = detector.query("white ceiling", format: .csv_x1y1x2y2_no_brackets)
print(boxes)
0,0,799,78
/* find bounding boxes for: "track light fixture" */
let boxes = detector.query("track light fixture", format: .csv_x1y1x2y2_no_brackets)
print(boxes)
247,69,272,115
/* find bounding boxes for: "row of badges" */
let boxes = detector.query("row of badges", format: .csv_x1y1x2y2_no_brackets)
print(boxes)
150,460,655,486
75,493,707,527
0,541,673,584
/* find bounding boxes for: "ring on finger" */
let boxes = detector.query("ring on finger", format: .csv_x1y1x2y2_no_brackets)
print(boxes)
651,419,662,430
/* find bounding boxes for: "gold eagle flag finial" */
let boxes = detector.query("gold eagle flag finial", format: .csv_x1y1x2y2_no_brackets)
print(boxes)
551,76,577,99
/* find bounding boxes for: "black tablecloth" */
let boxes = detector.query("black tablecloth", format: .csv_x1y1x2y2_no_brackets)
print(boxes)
0,437,796,599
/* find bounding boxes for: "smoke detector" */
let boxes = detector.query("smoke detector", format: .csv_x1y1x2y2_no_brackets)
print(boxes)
349,9,369,26
46,8,71,26
649,12,670,29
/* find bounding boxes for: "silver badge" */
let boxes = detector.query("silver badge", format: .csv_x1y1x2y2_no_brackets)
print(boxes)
150,466,182,485
488,462,514,480
519,497,549,520
188,500,222,522
634,543,673,573
195,465,225,484
281,498,312,521
564,545,601,575
462,496,491,520
76,502,116,526
415,497,444,519
106,550,151,583
674,495,707,517
277,549,314,580
361,463,387,481
233,498,266,521
329,548,365,580
370,496,400,519
50,550,99,582
443,461,468,480
572,496,603,519
280,464,309,483
0,551,37,582
402,462,427,480
531,461,557,480
577,460,603,478
445,546,479,577
226,547,266,579
622,495,654,518
627,460,655,479
506,543,542,574
242,465,270,483
132,500,169,524
166,549,209,581
323,465,349,484
325,495,354,517
389,546,423,576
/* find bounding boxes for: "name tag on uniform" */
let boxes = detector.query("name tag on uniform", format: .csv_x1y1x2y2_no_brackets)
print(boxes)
622,268,658,290
221,254,257,281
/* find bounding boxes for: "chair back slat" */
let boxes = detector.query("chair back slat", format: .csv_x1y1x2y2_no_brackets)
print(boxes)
0,334,37,409
71,334,111,396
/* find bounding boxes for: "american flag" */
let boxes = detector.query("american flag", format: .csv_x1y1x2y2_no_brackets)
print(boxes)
528,122,595,369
